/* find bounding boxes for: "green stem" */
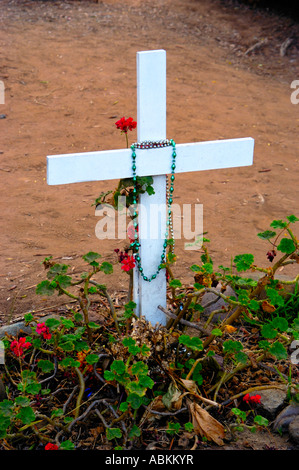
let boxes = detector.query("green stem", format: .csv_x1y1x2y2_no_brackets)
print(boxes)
74,367,85,419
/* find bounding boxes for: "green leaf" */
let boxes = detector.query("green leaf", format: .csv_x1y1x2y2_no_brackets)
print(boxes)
60,318,74,328
122,337,136,348
119,402,128,413
140,344,151,356
0,416,11,432
127,381,146,396
24,313,34,323
235,351,248,364
47,263,69,279
16,407,36,425
37,360,54,373
129,424,141,438
32,338,42,348
166,422,181,435
223,340,243,354
61,357,81,368
169,279,182,288
257,230,276,240
190,264,201,272
106,428,122,440
269,341,288,360
179,335,203,351
60,440,75,450
100,261,113,275
26,383,41,395
248,299,260,311
261,323,277,339
202,262,213,273
272,316,288,332
111,360,126,375
266,288,285,307
86,354,99,365
184,422,194,432
88,322,101,329
233,254,254,272
15,396,30,407
125,301,137,311
82,252,101,264
258,340,271,351
74,312,83,323
128,345,141,355
127,393,143,410
277,238,296,254
211,328,223,337
0,400,14,417
55,275,72,288
59,340,75,352
254,415,269,427
45,318,61,329
270,220,287,229
36,280,56,296
104,370,116,382
131,361,148,376
146,185,155,196
231,408,246,421
287,215,299,224
138,375,154,389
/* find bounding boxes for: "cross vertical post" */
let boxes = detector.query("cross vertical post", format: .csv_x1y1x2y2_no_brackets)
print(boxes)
134,50,168,325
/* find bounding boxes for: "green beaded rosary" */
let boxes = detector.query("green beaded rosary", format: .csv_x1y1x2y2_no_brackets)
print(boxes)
129,139,176,282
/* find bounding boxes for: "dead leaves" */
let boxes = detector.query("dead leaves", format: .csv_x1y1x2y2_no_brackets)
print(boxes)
154,381,226,447
188,400,225,446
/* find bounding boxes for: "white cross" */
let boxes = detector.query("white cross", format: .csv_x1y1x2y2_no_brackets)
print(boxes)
47,49,254,327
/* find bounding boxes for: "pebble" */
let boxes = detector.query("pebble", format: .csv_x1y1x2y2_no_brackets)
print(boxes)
288,416,299,444
273,403,299,433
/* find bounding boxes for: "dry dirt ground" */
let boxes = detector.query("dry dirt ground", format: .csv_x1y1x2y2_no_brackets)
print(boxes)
0,0,298,320
0,0,299,452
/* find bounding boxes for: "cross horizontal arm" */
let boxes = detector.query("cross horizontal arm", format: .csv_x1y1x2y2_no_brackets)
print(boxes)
47,137,254,186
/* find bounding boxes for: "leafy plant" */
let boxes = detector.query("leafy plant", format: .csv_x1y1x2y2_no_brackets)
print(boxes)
0,215,298,450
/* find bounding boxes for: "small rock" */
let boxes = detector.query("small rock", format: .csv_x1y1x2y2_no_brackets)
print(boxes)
256,389,287,420
288,416,299,444
274,403,299,433
0,114,6,119
201,284,238,323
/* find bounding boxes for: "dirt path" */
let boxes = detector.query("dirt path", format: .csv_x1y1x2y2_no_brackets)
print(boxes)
0,0,298,321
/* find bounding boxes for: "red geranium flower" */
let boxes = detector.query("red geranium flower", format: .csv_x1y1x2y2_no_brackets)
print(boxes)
115,116,137,134
121,255,136,272
10,337,32,357
36,322,52,340
45,443,59,450
243,393,261,405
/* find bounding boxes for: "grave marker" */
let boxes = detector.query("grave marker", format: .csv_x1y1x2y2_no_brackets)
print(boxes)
47,49,254,326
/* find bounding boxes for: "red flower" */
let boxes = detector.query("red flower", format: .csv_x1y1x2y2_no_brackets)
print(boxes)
115,116,137,134
10,337,31,357
243,393,261,405
45,443,59,450
36,322,52,340
121,255,136,272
